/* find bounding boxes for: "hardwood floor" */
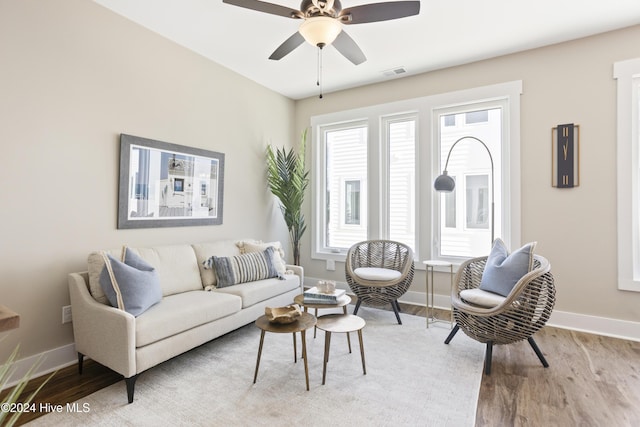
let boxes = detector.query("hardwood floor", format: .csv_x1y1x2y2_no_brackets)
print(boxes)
3,303,639,426
403,304,640,427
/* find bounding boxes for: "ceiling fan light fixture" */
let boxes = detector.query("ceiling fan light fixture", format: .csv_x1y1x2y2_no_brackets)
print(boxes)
299,16,342,47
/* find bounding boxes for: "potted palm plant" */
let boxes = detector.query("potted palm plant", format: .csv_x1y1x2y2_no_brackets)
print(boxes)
266,129,309,266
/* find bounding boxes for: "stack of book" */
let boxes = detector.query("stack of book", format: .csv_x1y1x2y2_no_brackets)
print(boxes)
303,286,346,304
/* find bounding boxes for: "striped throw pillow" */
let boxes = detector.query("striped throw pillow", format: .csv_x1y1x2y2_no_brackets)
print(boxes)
203,247,280,288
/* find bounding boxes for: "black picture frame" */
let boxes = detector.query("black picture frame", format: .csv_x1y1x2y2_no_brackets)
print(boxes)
118,134,225,229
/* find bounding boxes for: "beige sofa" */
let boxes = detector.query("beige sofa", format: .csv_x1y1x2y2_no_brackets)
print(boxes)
68,239,303,403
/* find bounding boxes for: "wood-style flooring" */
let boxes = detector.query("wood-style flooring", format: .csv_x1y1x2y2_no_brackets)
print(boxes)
3,303,639,426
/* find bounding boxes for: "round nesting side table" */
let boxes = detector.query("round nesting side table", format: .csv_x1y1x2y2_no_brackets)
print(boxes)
253,311,316,391
294,293,352,339
422,260,454,328
315,314,366,385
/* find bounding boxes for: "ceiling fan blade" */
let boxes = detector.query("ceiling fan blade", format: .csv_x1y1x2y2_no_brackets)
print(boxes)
340,1,420,24
269,32,305,60
223,0,302,19
332,30,366,65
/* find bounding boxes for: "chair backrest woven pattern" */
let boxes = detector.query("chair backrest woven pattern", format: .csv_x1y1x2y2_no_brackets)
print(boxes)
345,240,415,307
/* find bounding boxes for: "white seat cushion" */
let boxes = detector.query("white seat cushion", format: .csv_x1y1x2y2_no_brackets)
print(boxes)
459,288,506,308
214,274,300,308
353,267,402,281
136,291,242,347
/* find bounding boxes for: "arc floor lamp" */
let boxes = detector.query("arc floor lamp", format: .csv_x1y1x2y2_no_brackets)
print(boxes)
433,136,495,244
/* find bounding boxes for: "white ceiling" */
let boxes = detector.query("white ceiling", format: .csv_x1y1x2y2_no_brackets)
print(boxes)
93,0,640,100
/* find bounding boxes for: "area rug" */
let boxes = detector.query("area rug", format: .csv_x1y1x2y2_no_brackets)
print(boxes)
29,307,484,426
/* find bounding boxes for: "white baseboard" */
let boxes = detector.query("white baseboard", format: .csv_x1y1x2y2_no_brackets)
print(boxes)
545,310,640,342
4,343,78,390
306,276,640,342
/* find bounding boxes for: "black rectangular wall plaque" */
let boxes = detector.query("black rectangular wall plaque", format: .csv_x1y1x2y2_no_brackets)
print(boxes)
552,124,580,188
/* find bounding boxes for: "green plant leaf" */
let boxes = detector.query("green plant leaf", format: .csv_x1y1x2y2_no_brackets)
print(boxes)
266,129,309,265
0,342,56,427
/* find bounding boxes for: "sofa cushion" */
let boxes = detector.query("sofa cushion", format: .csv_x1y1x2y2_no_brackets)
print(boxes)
135,291,242,347
237,240,287,277
192,240,243,288
479,239,536,297
214,274,300,309
99,250,163,317
130,245,203,297
204,247,280,288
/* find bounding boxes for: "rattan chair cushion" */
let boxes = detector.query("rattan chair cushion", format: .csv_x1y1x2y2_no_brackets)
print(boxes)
459,288,506,308
353,267,402,281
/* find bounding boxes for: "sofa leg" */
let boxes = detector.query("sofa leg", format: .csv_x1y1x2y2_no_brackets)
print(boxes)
77,352,84,375
125,375,139,404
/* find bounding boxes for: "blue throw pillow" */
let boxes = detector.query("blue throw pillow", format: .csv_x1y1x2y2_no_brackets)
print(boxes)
479,239,536,297
99,248,162,317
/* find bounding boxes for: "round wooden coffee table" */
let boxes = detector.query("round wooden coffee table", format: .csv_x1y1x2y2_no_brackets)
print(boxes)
315,314,366,385
253,311,316,391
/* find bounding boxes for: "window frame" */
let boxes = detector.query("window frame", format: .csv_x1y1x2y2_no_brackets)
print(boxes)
614,58,640,292
310,81,522,264
381,113,418,249
431,98,510,261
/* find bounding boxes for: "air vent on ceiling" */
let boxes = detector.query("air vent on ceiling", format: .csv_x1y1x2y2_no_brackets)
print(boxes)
382,67,407,77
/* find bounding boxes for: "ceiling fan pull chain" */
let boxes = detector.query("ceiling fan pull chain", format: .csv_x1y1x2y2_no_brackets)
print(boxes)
317,44,324,99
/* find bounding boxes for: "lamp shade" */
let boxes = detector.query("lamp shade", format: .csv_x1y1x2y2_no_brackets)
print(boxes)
434,171,456,192
299,16,342,47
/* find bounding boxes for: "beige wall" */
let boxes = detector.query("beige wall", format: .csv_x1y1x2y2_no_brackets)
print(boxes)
295,25,640,324
0,0,294,361
1,0,638,365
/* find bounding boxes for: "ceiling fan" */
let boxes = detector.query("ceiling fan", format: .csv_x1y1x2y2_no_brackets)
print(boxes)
222,0,421,65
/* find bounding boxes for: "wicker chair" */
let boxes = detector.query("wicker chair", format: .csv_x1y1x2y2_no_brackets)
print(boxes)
345,240,415,324
444,254,555,374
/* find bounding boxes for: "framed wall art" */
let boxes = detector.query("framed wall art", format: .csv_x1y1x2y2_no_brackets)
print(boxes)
118,134,225,229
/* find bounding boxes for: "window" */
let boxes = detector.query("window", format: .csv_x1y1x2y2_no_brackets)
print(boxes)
465,175,489,229
444,114,456,127
614,58,640,292
386,116,416,250
435,105,504,258
465,110,489,124
321,122,368,251
344,180,361,225
311,81,522,263
444,177,456,228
